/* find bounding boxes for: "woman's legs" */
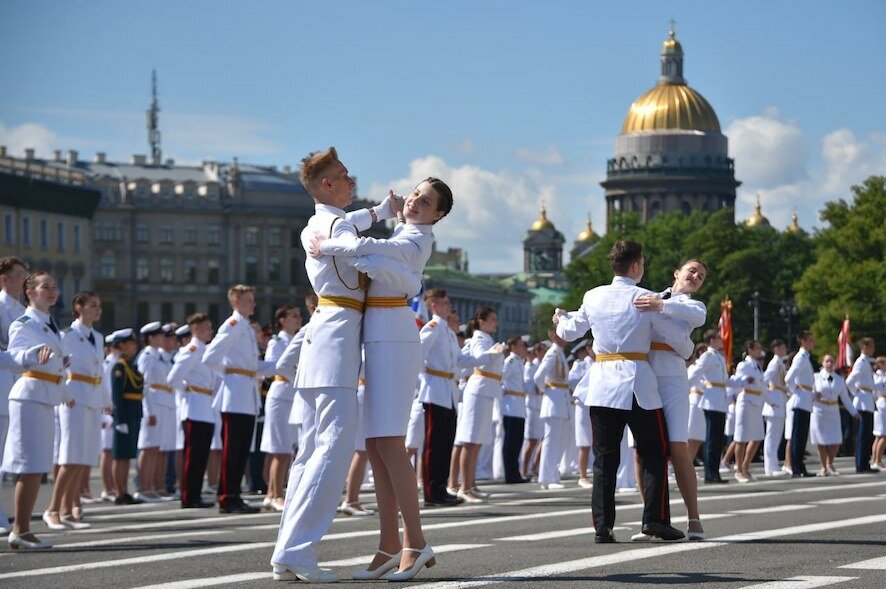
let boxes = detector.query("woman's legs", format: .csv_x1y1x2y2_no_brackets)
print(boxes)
266,453,289,501
100,450,114,495
521,439,539,478
670,441,702,532
816,445,828,473
206,450,221,490
13,473,42,535
578,447,591,482
459,443,480,493
46,464,76,523
448,445,462,490
344,451,369,506
827,444,840,471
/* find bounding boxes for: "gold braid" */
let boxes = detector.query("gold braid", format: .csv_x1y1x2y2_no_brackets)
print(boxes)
329,218,369,291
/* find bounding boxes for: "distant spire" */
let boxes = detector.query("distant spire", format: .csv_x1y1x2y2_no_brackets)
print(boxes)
659,20,685,85
147,69,162,166
787,208,802,233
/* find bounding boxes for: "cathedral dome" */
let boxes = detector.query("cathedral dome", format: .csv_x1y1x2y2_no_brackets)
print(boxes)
746,195,771,228
575,215,596,242
530,205,556,232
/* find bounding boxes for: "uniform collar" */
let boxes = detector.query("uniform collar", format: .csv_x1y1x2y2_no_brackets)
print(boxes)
612,275,638,286
72,319,91,336
315,203,346,218
232,310,249,323
28,306,51,323
0,290,24,309
404,223,434,235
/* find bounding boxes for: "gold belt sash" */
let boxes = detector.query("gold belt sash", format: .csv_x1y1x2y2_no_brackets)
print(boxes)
317,295,365,313
274,375,290,383
365,297,408,308
151,384,173,393
23,370,62,385
473,369,502,381
690,388,704,396
226,368,256,378
816,399,838,406
425,368,455,380
741,388,762,396
359,379,366,386
650,342,675,353
69,372,101,386
596,353,648,362
122,392,143,401
187,385,213,396
857,387,874,393
546,381,569,389
504,390,525,397
769,384,787,393
706,381,726,388
797,384,813,391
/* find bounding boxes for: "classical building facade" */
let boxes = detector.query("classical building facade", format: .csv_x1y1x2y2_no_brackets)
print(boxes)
601,27,740,225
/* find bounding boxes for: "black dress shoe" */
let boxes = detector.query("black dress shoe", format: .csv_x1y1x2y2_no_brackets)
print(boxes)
855,468,877,474
220,501,260,514
182,500,215,509
114,493,138,505
643,522,685,541
594,529,616,543
704,478,728,484
792,472,814,478
505,477,532,484
424,495,461,507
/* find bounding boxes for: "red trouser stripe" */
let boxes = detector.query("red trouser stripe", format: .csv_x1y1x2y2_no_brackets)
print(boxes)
182,420,193,504
219,414,230,506
422,405,435,500
654,408,668,521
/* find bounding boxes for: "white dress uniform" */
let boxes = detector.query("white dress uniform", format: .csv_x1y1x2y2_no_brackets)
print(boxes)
404,394,425,451
811,369,856,445
502,353,527,421
101,349,121,452
686,361,707,442
785,347,815,472
535,343,570,484
59,320,106,465
693,348,742,414
260,331,299,454
523,357,544,441
317,221,432,438
762,354,788,474
733,357,765,443
847,354,876,414
874,369,886,437
455,331,505,445
137,345,175,451
570,356,593,448
416,315,462,410
168,339,219,426
648,290,707,444
2,307,72,474
0,289,26,473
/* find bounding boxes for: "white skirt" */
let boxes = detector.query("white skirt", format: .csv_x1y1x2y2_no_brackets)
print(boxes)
785,404,795,440
58,403,102,466
874,406,886,437
101,413,114,451
524,406,543,440
574,402,592,447
725,404,736,437
53,406,61,464
0,414,9,466
455,393,494,445
734,400,764,442
362,341,422,439
261,395,298,454
404,398,425,450
355,386,366,452
658,375,690,443
687,399,706,441
2,399,55,474
138,405,177,450
175,404,185,451
810,404,842,445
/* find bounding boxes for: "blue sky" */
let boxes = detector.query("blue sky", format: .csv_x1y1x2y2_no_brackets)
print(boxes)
2,1,884,271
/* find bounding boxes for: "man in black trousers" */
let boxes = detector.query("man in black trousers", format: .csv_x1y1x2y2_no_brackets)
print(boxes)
501,335,530,483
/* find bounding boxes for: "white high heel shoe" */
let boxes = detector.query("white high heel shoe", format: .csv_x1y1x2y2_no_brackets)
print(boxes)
60,515,91,530
352,549,402,580
687,518,706,541
386,545,436,582
8,532,53,550
42,511,68,531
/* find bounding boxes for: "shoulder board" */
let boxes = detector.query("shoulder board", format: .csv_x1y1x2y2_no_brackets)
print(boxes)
229,319,238,326
16,316,30,323
427,321,438,327
113,368,123,377
115,357,127,365
188,344,197,352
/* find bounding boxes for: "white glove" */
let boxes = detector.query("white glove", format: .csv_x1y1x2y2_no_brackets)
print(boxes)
373,194,398,221
115,423,129,435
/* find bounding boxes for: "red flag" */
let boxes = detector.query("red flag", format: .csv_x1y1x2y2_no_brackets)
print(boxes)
836,315,853,372
719,296,734,372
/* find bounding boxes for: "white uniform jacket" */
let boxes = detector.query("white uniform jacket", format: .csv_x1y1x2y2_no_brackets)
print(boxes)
875,369,885,412
846,354,876,413
524,358,542,411
7,307,71,406
138,346,174,418
763,355,789,417
691,348,742,413
571,356,594,405
785,348,815,412
416,315,461,409
277,323,308,384
501,353,526,418
265,331,295,402
103,351,121,406
733,357,764,407
0,289,27,416
649,289,706,378
462,331,505,400
535,343,570,419
203,311,275,415
168,339,219,423
814,369,856,416
556,276,694,411
62,320,107,409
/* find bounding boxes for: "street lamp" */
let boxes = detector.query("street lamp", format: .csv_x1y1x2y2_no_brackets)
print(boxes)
779,300,799,344
748,291,761,341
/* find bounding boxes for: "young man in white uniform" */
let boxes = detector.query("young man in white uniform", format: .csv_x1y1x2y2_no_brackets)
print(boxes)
785,330,817,477
762,339,789,476
847,337,877,473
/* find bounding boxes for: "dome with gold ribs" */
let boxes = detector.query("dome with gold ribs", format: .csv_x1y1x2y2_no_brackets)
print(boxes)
786,209,802,233
530,204,556,232
576,214,596,242
746,195,771,228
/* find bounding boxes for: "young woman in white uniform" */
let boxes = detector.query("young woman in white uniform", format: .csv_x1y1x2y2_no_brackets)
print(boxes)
686,343,709,461
99,334,118,500
732,341,766,482
872,356,886,469
310,178,452,580
569,344,594,488
3,272,72,550
811,354,856,476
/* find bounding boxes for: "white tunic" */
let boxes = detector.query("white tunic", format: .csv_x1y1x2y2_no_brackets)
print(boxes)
691,348,742,414
811,369,856,445
785,348,815,412
556,276,694,411
6,307,71,406
62,320,107,409
0,289,27,417
501,353,526,418
535,344,570,420
168,339,219,424
138,346,174,416
524,358,543,410
763,355,789,417
462,331,505,400
416,315,462,409
265,331,294,402
846,354,876,413
648,289,707,378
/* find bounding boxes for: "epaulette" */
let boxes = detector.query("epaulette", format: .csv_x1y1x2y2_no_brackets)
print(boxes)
229,319,238,326
113,367,123,378
16,316,29,323
426,321,438,328
188,344,197,352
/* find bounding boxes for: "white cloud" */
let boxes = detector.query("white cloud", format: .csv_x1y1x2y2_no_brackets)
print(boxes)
726,107,807,188
0,121,64,157
164,112,282,160
516,143,565,166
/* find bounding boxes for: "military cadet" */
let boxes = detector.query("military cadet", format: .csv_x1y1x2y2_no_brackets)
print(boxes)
521,341,546,479
279,293,317,448
686,343,709,464
785,330,816,477
248,320,270,496
762,339,790,476
534,328,570,490
871,356,886,470
99,334,118,501
259,305,302,511
731,341,766,483
811,354,856,476
134,322,171,502
271,147,398,582
167,314,218,508
501,336,529,484
109,329,143,505
3,271,71,550
847,337,877,473
554,241,692,543
569,341,594,488
160,322,184,496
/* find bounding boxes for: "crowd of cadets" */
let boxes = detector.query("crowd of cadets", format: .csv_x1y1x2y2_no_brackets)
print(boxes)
0,252,884,551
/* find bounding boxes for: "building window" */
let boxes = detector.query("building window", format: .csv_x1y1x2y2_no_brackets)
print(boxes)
207,225,220,246
136,223,150,243
245,226,259,247
208,303,220,327
22,217,31,245
161,302,173,321
184,227,197,245
245,256,258,283
3,214,13,245
73,224,81,253
184,302,197,318
159,226,173,244
40,219,48,248
136,258,150,282
290,258,306,286
100,255,116,279
93,222,121,242
268,256,281,282
291,229,300,249
160,258,174,283
184,259,197,282
56,222,64,252
100,301,115,331
268,228,281,247
137,301,150,326
207,260,220,285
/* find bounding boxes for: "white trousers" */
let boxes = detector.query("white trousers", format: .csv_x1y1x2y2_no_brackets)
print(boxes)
763,413,785,474
0,414,7,529
492,419,505,480
271,387,357,569
539,416,565,484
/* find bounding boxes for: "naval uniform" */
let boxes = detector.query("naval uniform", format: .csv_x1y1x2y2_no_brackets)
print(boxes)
136,346,175,451
279,321,308,435
785,348,815,476
556,275,694,535
456,331,505,446
260,331,299,455
732,357,764,443
59,320,106,466
524,358,543,441
501,352,527,482
811,369,855,445
534,343,570,485
762,354,789,474
2,307,71,474
846,354,876,471
0,289,26,477
692,348,742,481
686,361,707,442
571,356,593,449
111,354,144,460
874,369,886,438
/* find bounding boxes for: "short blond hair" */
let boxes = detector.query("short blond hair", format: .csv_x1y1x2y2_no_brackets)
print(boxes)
299,147,339,197
227,284,254,302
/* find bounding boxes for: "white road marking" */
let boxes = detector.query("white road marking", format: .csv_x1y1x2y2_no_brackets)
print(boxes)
730,505,814,515
133,572,270,589
733,576,857,589
839,555,886,569
812,496,883,505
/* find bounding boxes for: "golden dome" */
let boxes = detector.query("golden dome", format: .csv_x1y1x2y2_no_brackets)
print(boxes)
576,214,596,242
786,209,802,233
622,84,721,134
746,195,771,228
662,26,682,52
530,204,555,231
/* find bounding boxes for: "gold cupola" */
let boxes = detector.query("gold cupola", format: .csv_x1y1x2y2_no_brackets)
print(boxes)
576,214,596,242
746,195,771,228
786,209,802,233
530,204,555,232
621,25,721,134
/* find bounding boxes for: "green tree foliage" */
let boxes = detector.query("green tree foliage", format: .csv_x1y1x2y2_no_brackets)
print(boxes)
794,176,886,357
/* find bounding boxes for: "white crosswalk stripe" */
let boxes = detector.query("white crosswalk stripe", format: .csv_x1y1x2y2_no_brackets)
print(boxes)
839,555,886,570
733,576,857,589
